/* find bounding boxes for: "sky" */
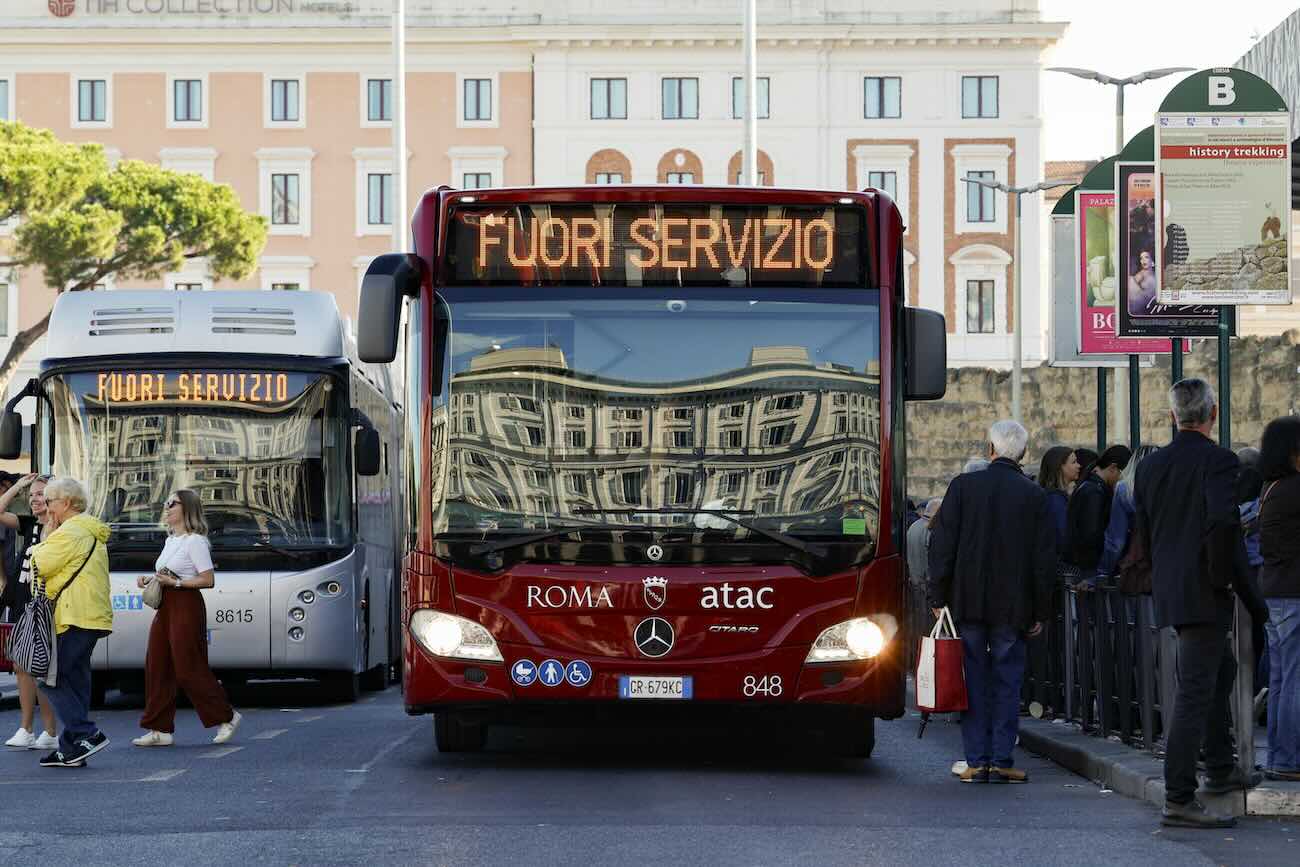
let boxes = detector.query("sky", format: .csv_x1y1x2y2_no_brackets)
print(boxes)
1040,0,1298,161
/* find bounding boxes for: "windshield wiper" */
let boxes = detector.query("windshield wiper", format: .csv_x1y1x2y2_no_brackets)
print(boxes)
465,522,645,557
212,531,310,561
573,507,829,558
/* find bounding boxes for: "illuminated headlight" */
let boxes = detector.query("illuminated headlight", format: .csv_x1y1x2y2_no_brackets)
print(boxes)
805,615,899,663
410,610,503,663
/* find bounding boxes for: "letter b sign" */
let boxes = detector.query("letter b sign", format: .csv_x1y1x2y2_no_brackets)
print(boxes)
1208,75,1236,107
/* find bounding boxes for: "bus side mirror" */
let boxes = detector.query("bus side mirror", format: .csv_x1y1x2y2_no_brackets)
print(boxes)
354,427,381,477
904,307,947,401
0,411,22,460
358,253,422,363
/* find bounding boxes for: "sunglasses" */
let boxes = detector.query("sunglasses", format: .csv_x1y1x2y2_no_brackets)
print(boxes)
165,499,181,509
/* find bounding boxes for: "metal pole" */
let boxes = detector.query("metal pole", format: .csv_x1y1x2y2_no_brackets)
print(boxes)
1219,307,1231,446
1170,338,1183,439
1097,370,1108,453
1129,354,1140,449
1012,191,1023,422
742,0,758,185
392,0,408,252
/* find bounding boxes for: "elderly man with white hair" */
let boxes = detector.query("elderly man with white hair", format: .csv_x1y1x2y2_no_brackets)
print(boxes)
927,420,1056,784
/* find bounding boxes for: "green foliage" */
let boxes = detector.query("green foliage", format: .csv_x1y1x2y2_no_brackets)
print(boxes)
0,121,267,291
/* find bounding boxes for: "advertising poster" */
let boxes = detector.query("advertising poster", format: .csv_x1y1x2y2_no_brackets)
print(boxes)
1115,162,1224,337
1049,214,1144,367
1076,191,1179,355
1156,113,1292,305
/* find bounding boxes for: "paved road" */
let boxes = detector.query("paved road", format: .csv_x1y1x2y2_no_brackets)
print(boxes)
0,683,1293,866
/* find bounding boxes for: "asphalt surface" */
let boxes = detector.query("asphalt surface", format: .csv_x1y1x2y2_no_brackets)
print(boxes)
0,682,1295,866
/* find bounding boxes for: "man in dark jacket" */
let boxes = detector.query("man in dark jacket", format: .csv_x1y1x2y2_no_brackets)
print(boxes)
1066,445,1131,580
1134,379,1258,829
928,420,1056,784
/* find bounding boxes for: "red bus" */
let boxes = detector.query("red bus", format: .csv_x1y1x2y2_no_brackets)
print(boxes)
358,185,945,756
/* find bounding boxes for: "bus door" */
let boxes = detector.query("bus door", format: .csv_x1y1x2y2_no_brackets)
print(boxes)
202,570,274,669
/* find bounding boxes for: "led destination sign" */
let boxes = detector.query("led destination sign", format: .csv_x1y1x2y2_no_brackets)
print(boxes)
94,371,294,404
445,203,868,288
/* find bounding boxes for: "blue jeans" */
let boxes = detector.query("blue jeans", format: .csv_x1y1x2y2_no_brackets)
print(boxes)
960,622,1027,769
38,626,106,753
1266,598,1300,772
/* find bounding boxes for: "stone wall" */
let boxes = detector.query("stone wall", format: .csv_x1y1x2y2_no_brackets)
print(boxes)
1164,237,1289,299
906,330,1300,499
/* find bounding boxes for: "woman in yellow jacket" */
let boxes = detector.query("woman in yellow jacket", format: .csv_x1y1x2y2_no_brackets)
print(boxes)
31,477,112,769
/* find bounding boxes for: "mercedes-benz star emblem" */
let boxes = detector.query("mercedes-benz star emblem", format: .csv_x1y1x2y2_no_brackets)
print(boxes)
634,617,674,658
647,544,664,562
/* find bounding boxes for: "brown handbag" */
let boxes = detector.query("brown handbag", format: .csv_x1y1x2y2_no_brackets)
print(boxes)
1117,527,1152,595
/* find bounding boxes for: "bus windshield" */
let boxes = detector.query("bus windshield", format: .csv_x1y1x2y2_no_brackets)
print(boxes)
432,287,882,557
42,369,353,548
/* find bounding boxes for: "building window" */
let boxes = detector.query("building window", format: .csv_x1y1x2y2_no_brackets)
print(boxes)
662,77,699,119
672,408,693,421
620,471,644,505
611,430,643,449
670,473,694,505
762,469,782,487
367,173,393,225
726,404,745,418
966,280,995,334
762,423,795,447
966,171,996,223
864,77,902,119
665,172,695,185
594,172,624,185
765,394,803,413
962,76,999,119
567,474,587,495
270,173,299,226
174,283,204,292
591,78,627,120
719,429,743,449
463,78,492,121
731,76,770,119
367,78,392,122
566,405,584,419
77,79,107,123
734,170,767,185
462,172,492,189
867,170,897,200
565,429,586,448
0,80,10,122
525,426,544,447
270,79,300,122
173,79,202,122
271,283,301,291
722,472,743,494
671,430,691,448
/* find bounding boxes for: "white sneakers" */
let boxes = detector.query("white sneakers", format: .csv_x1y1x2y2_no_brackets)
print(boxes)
212,711,242,745
131,730,174,747
5,728,58,750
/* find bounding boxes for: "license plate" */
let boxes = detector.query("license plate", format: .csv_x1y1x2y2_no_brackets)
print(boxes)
618,675,693,700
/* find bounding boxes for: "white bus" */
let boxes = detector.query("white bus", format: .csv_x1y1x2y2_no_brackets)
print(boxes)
1,290,403,702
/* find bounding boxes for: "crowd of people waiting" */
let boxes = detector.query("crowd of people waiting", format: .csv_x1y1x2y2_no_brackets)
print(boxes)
909,378,1300,831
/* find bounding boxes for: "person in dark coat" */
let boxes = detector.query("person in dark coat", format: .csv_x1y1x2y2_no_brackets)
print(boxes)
1065,444,1131,584
1134,379,1263,828
928,420,1057,784
1036,446,1079,556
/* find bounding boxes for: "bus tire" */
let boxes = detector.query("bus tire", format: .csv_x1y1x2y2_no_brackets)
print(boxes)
360,663,386,692
434,712,486,753
324,671,361,704
832,711,875,759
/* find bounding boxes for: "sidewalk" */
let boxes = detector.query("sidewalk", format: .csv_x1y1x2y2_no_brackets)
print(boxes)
1019,716,1300,817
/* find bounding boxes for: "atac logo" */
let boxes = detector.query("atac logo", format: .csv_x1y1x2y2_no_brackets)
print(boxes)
642,576,667,611
49,0,77,18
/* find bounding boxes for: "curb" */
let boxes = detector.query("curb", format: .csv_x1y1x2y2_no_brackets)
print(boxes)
1019,717,1300,817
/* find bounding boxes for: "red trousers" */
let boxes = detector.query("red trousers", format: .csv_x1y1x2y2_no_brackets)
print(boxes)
140,589,234,733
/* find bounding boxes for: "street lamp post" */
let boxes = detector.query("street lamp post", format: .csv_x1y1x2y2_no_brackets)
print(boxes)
741,0,758,185
1046,67,1193,449
391,0,408,253
961,177,1075,423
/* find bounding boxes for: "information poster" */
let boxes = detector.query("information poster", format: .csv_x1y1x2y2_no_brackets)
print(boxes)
1156,113,1292,305
1115,162,1223,337
1077,191,1180,355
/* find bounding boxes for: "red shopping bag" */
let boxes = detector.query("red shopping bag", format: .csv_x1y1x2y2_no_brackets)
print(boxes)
915,608,967,713
0,623,13,673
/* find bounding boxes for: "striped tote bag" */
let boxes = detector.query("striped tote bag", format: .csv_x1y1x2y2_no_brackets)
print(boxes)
3,567,57,684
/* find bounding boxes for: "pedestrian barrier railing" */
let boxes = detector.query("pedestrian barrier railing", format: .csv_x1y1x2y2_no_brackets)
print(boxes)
911,582,1254,780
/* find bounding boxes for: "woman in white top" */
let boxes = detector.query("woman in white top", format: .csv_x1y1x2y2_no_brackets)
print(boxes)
132,489,241,746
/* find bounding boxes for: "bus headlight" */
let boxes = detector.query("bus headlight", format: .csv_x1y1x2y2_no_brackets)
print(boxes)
805,614,899,663
410,610,503,663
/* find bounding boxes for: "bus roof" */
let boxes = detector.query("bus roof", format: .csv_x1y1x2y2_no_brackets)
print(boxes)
420,184,882,210
45,290,346,361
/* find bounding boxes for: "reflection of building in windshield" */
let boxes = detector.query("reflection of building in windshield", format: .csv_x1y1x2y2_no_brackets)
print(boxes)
433,345,881,537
